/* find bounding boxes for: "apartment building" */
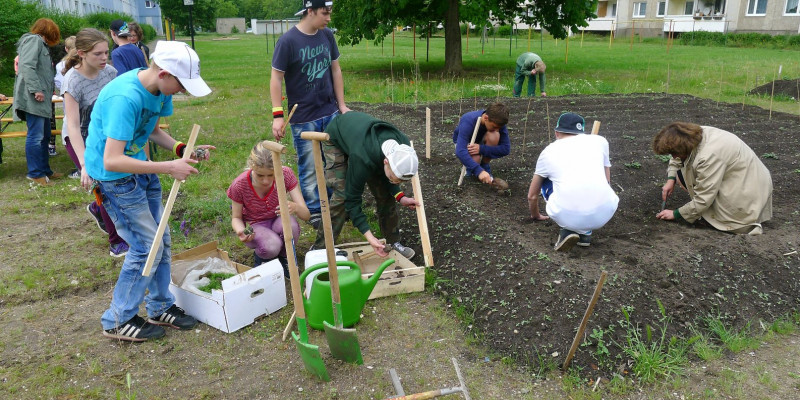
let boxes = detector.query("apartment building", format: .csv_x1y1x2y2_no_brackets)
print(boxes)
32,0,164,34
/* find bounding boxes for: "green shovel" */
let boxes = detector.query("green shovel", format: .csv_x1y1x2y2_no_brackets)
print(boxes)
263,141,329,381
302,131,363,365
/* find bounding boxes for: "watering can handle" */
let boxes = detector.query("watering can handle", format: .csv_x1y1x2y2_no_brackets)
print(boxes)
299,261,360,291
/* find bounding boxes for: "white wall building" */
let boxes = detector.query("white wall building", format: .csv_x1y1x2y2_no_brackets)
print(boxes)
31,0,164,34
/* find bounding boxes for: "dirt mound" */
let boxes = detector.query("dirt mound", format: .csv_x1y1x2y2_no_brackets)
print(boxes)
749,78,800,98
359,93,800,377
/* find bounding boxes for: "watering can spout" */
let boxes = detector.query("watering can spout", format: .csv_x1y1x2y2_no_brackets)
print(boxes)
361,258,395,304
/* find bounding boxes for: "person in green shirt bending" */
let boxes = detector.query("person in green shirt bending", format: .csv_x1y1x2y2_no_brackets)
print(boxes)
513,52,547,97
314,111,420,259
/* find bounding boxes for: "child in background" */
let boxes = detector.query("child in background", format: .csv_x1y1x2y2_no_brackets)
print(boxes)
227,141,310,276
453,103,511,190
53,36,76,161
61,28,128,257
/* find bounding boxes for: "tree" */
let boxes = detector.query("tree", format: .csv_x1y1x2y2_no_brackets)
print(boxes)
332,0,597,73
156,0,242,32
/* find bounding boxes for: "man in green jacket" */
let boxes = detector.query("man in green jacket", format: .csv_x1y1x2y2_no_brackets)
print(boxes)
314,111,419,258
513,52,547,97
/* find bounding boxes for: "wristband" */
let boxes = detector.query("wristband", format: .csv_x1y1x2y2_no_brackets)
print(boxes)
394,192,405,202
673,209,682,220
272,107,284,113
273,111,284,119
667,176,676,181
174,142,186,158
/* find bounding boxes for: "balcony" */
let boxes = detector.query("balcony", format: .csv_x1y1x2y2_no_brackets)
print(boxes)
663,14,728,33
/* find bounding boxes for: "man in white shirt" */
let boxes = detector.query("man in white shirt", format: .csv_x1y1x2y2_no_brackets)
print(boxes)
527,112,619,251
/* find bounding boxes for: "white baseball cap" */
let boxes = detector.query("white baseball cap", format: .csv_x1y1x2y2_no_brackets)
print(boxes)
150,41,211,97
381,140,418,181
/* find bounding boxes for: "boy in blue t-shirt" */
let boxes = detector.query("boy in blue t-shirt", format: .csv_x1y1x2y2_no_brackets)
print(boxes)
85,41,213,342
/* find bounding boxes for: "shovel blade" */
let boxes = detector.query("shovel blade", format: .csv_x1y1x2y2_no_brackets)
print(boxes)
292,332,330,381
323,320,363,365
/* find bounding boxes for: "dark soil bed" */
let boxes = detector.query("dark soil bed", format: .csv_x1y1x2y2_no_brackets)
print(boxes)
750,78,800,99
356,93,800,377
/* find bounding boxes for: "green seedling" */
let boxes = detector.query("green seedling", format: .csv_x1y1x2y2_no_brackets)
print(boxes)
198,273,236,293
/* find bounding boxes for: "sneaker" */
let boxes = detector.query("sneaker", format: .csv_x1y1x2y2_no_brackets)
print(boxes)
148,304,198,330
110,242,130,257
87,203,108,234
68,169,80,179
392,242,416,259
278,256,289,279
26,175,54,187
102,315,165,342
308,213,322,229
47,171,64,179
577,232,592,247
554,229,580,252
48,144,57,156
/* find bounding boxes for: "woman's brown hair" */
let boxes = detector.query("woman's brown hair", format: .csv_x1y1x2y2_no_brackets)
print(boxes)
652,122,703,160
30,18,61,47
62,28,109,75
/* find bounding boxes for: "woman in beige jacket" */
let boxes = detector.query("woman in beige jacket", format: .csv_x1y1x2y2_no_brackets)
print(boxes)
653,122,772,235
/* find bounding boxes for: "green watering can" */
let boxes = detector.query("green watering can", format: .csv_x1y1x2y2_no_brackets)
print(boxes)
299,259,394,330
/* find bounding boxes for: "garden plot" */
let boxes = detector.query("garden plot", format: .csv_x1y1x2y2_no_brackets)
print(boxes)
359,93,800,376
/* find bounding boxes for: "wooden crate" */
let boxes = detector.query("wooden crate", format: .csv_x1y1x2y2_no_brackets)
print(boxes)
336,241,426,300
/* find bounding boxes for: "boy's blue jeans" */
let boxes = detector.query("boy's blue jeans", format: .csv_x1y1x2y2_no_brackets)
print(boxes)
289,112,339,216
98,173,174,330
24,113,53,178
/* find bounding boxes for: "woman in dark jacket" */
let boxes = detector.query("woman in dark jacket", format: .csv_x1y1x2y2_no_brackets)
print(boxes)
13,18,61,186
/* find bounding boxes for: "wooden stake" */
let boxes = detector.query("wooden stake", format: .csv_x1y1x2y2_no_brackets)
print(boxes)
458,118,481,186
546,102,551,142
563,271,608,371
769,69,776,120
523,97,532,161
742,69,748,110
410,141,434,267
142,124,200,276
565,35,570,64
666,63,670,94
425,107,431,159
460,78,464,116
496,71,500,101
591,120,601,135
474,87,477,110
717,64,724,108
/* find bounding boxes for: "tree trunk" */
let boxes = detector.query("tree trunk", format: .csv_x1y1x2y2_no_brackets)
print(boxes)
444,0,463,74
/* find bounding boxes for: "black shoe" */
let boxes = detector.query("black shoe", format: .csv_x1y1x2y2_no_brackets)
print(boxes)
148,304,198,330
554,229,580,252
278,256,289,279
308,213,322,229
103,315,165,342
87,203,108,234
577,233,592,247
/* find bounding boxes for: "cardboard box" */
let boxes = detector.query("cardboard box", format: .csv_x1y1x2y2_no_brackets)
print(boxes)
170,241,287,333
337,242,426,300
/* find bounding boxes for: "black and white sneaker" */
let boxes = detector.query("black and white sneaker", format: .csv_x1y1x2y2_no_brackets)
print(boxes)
392,242,416,259
103,315,165,342
308,213,322,229
554,229,580,252
148,304,198,330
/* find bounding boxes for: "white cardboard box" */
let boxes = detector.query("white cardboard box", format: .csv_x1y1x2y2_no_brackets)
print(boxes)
170,241,287,333
338,242,425,300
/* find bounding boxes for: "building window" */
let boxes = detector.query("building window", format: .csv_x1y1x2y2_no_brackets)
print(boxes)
684,1,695,14
786,0,799,14
145,0,156,8
747,0,768,14
657,1,666,15
633,2,647,17
611,3,617,16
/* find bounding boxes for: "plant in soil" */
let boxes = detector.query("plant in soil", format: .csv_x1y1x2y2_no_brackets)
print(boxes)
197,272,235,293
